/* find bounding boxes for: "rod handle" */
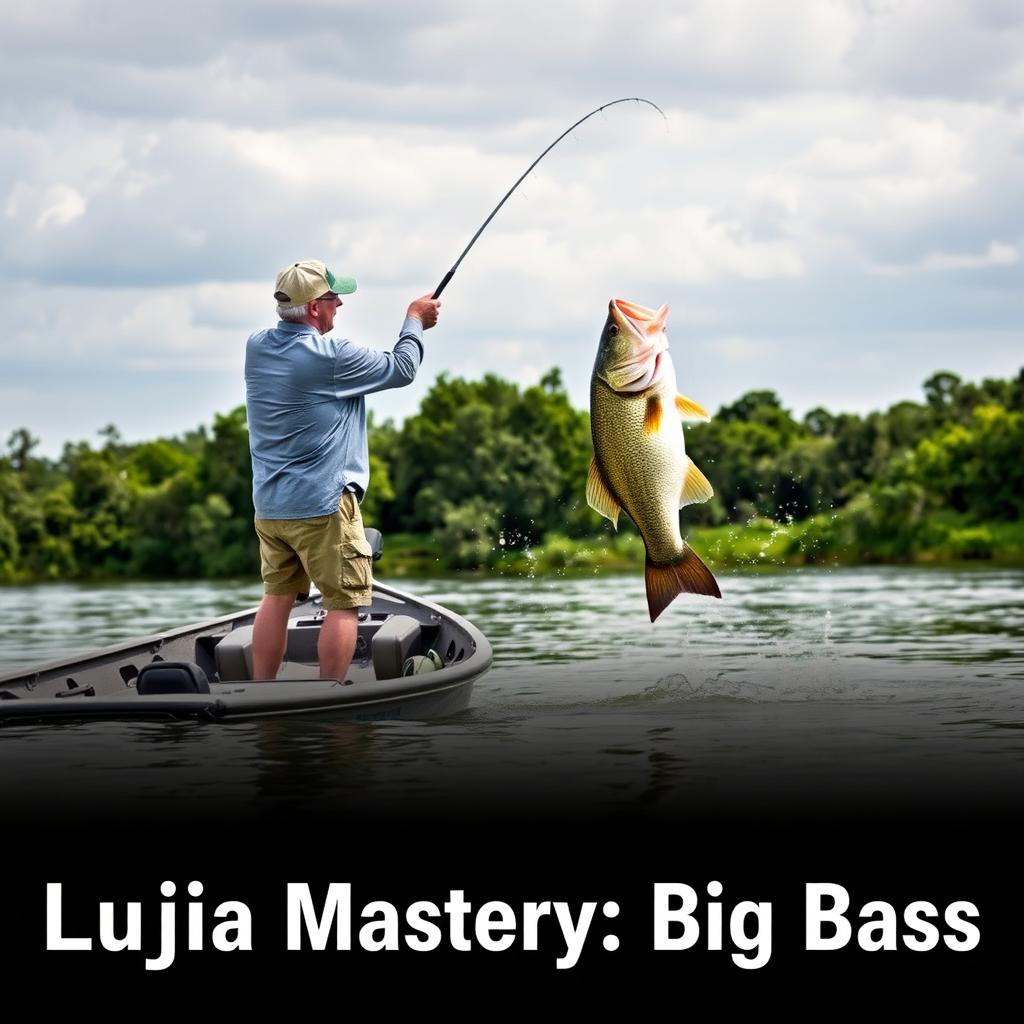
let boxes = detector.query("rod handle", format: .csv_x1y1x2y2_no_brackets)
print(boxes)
432,269,454,300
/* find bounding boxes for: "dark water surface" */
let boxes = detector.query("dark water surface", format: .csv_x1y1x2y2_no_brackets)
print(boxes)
4,568,1023,996
1,567,1021,816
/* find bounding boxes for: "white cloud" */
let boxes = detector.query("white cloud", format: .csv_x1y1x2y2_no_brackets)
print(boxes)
922,241,1019,271
0,0,1022,453
873,240,1021,275
6,182,87,229
35,185,87,229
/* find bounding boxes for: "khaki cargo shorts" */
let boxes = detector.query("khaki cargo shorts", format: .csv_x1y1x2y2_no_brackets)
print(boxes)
254,491,373,610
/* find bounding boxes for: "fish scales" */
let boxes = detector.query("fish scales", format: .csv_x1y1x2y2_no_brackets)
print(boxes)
588,298,721,621
591,366,688,563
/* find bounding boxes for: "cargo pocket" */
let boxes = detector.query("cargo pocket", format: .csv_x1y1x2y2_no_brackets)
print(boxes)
340,535,374,589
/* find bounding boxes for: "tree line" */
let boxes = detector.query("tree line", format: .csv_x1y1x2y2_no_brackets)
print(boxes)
1,367,1021,582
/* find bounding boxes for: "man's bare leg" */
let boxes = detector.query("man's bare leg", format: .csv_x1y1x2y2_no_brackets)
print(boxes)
318,608,358,681
251,593,296,679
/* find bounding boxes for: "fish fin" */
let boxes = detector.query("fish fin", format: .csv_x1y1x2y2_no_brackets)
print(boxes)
586,458,621,529
680,458,715,508
645,545,722,622
644,395,663,434
676,394,711,422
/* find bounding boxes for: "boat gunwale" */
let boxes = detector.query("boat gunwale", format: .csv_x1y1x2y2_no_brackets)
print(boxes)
0,580,494,698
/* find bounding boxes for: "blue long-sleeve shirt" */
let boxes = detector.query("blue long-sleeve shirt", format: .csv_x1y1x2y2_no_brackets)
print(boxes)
245,316,423,518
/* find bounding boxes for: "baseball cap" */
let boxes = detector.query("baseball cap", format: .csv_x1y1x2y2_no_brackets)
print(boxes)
273,260,357,305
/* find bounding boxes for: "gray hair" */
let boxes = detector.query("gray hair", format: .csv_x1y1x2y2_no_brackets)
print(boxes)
276,301,310,322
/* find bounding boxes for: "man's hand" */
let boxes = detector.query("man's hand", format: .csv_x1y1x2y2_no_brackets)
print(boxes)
407,295,442,330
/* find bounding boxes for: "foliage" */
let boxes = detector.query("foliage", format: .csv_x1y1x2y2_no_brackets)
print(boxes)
373,368,590,546
0,366,1021,581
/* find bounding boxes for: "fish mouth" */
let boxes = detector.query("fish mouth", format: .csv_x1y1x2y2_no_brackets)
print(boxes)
611,298,669,347
600,298,670,392
605,348,667,393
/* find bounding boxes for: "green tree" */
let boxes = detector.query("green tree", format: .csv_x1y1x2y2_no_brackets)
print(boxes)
901,404,1024,519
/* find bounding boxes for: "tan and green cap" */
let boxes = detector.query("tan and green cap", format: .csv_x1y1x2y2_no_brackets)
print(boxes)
273,259,357,305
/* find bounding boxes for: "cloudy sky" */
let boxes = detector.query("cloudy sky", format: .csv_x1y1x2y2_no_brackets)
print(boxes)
2,0,1022,454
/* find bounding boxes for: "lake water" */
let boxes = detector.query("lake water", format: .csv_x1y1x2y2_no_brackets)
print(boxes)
1,567,1022,818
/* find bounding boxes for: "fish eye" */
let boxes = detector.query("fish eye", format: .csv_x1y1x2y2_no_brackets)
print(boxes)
608,324,618,336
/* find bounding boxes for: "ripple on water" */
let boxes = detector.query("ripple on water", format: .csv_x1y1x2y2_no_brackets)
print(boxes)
1,567,1022,812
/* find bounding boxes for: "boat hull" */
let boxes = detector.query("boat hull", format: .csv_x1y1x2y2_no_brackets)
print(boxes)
0,582,492,724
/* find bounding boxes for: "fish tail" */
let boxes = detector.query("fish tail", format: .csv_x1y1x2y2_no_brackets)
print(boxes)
645,544,721,622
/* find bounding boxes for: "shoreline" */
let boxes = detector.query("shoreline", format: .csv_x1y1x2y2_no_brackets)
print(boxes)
2,529,1022,588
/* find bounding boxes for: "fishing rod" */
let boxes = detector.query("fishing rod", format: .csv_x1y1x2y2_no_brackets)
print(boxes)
432,97,666,300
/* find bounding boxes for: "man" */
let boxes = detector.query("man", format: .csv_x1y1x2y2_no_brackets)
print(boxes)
244,259,440,680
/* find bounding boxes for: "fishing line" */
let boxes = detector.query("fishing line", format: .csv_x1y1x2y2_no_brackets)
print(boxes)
432,97,666,299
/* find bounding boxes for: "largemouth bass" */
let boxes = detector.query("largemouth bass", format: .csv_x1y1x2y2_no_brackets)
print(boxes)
588,298,721,621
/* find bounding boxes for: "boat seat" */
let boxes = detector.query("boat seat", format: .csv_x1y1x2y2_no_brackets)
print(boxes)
214,627,256,681
214,619,322,681
371,615,422,680
214,614,422,682
137,661,211,695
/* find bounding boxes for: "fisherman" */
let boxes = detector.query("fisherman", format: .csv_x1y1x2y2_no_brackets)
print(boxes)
245,260,440,681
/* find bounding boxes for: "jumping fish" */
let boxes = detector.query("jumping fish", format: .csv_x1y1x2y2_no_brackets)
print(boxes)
588,298,721,621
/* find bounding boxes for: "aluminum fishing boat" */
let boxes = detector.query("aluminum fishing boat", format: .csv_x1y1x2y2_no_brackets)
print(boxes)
0,537,491,723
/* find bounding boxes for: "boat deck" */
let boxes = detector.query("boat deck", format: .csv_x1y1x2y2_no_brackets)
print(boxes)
0,583,492,723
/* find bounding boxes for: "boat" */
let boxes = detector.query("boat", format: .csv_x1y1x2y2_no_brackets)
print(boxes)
0,532,492,724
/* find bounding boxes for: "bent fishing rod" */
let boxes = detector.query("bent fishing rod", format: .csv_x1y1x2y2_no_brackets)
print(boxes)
432,97,665,300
